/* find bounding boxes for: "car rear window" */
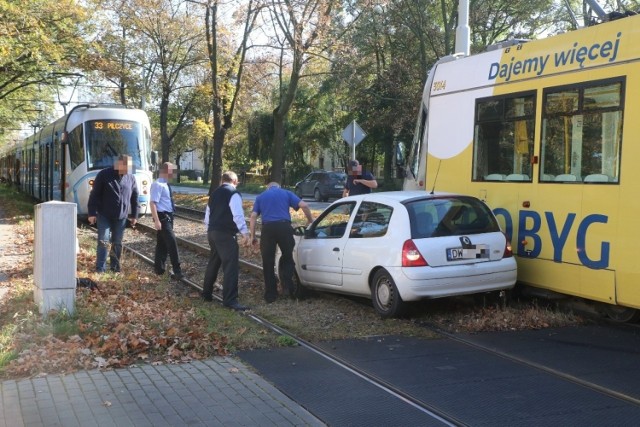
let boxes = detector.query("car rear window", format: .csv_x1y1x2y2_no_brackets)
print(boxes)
404,196,500,238
328,172,346,181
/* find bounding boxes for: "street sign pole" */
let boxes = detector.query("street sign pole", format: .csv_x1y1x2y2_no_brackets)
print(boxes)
351,120,356,160
342,120,366,161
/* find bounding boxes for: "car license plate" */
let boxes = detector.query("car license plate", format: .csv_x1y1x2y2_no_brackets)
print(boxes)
446,245,489,261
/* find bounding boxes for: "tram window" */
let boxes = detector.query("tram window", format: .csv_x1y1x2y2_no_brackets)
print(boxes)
473,92,535,182
67,125,84,169
409,107,427,180
540,80,622,183
86,120,142,171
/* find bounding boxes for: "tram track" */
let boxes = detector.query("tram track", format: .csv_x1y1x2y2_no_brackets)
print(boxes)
95,214,640,425
117,221,464,426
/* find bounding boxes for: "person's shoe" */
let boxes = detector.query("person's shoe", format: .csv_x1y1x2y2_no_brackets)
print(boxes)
171,271,184,280
154,269,165,275
201,293,213,302
225,303,249,312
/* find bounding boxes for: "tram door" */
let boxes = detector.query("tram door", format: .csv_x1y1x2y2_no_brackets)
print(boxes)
44,144,50,201
53,135,61,201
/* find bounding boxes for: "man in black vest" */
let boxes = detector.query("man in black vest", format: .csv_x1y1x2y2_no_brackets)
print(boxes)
202,171,250,311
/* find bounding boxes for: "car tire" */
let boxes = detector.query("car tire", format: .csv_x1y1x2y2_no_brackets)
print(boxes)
291,270,308,299
371,269,405,318
314,188,322,202
602,305,640,323
277,254,307,299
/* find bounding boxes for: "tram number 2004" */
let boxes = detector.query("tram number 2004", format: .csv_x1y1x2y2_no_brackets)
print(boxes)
432,80,446,92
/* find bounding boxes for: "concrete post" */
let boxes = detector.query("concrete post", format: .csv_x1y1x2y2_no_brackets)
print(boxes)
33,201,77,316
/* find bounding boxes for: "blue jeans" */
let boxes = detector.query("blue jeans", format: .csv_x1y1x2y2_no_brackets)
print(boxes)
96,213,127,273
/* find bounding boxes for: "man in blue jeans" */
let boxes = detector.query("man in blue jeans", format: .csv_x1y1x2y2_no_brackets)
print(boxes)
87,155,139,273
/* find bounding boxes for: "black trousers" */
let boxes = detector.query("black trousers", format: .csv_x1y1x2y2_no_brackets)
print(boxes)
260,221,295,302
154,212,181,275
203,230,239,306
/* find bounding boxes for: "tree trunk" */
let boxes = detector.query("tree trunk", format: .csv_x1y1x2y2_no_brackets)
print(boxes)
160,96,170,163
271,110,287,183
208,127,226,193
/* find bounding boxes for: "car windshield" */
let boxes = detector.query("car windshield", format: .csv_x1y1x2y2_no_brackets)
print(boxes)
86,120,142,171
328,172,346,181
404,196,499,238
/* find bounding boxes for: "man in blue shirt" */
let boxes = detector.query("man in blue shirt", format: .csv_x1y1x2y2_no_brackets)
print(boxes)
202,171,251,311
249,182,313,303
150,162,182,279
87,155,139,273
342,159,378,197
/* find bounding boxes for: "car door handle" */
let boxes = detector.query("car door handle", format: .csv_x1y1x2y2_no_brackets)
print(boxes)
333,247,340,252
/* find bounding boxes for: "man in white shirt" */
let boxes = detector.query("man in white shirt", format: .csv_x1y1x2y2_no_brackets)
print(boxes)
202,171,250,311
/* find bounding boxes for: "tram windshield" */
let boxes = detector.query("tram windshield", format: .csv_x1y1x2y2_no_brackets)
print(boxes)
86,120,143,171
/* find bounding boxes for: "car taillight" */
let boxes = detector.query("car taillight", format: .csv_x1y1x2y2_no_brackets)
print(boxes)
503,233,513,258
402,240,428,267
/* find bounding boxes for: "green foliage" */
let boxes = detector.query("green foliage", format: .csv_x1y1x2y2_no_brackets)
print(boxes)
0,0,92,147
247,111,274,163
276,335,298,347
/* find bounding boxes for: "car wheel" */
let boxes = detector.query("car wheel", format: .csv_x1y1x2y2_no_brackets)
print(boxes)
602,305,640,323
291,270,307,299
371,269,405,318
277,254,307,299
314,188,322,202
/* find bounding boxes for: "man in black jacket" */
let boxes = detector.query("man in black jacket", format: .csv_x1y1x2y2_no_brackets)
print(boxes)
88,155,139,273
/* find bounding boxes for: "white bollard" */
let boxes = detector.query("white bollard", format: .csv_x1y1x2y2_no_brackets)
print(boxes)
33,201,77,316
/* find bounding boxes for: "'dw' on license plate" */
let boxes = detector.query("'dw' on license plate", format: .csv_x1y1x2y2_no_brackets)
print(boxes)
446,245,489,261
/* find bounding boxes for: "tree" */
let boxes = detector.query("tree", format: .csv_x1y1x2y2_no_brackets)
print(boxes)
126,0,206,163
0,0,92,143
201,0,262,189
88,0,157,108
267,0,340,183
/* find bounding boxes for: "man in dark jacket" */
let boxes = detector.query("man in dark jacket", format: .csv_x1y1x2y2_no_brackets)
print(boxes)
342,159,378,197
202,171,250,311
87,155,139,273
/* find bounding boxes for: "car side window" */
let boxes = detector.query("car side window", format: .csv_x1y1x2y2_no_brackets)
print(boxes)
350,202,392,238
309,202,356,238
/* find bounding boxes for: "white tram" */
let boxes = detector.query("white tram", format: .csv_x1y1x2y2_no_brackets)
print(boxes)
0,104,154,216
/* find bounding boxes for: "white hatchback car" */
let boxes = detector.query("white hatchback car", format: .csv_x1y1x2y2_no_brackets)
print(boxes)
286,191,517,318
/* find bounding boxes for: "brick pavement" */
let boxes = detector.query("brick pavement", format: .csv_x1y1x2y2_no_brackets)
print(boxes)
0,358,324,427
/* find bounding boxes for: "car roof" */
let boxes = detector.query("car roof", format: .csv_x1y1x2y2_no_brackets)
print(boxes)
340,190,460,205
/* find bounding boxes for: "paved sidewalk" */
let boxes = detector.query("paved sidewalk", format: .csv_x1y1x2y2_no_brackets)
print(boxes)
0,358,324,427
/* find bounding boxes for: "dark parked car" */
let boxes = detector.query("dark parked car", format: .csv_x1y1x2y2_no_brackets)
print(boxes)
294,170,346,202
